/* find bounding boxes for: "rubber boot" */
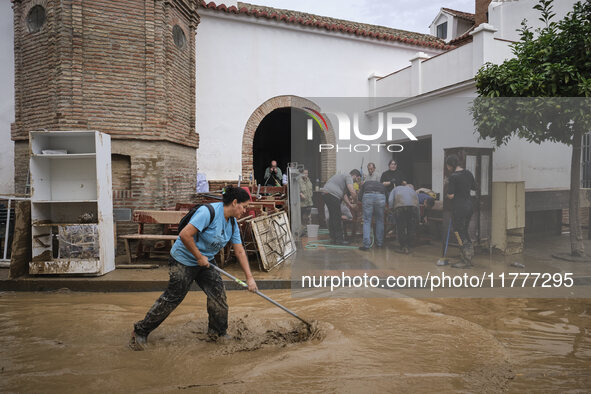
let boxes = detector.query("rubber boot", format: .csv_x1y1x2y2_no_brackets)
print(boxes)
129,330,148,351
452,245,473,269
464,243,474,263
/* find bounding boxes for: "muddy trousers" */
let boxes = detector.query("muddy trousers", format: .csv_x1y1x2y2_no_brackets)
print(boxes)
134,256,228,337
394,206,418,249
452,204,473,263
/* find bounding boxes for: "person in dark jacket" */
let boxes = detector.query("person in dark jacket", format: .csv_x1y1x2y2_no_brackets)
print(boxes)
445,154,477,268
380,159,407,197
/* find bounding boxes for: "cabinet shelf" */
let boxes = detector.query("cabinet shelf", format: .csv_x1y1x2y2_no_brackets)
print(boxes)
32,222,98,227
32,153,96,159
32,200,98,203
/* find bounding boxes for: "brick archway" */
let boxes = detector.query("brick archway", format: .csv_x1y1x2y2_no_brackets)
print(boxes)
242,95,336,183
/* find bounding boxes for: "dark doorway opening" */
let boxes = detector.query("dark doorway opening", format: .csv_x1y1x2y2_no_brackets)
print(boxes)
252,107,322,185
391,136,432,189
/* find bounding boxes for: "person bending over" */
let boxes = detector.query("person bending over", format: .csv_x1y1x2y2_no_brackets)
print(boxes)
130,186,257,350
389,184,419,254
321,170,361,245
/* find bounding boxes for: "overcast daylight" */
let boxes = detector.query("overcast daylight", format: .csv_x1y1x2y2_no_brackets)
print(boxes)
239,0,476,33
2,0,591,392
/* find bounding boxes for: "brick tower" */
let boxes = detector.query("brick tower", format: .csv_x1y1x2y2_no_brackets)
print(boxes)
11,0,200,211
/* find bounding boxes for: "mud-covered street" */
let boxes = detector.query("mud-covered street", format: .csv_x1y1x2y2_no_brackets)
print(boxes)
1,291,589,392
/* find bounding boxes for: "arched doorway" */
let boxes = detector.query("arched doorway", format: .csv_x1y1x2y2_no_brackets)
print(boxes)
242,95,336,185
252,107,324,185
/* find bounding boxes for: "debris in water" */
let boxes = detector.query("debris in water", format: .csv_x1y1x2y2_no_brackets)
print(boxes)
510,262,525,269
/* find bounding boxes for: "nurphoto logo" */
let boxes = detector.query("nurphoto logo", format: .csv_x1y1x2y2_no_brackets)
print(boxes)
304,108,418,152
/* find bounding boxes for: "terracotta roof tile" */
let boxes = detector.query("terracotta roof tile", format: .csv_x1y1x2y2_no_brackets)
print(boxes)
198,1,452,50
441,7,475,23
448,25,475,47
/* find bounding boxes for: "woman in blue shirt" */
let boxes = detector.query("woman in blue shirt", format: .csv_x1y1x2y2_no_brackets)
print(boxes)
130,186,257,350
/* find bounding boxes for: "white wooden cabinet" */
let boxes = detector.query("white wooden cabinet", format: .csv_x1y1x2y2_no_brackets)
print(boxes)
29,131,115,275
491,181,525,255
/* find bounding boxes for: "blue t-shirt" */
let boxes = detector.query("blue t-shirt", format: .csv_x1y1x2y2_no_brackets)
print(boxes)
417,192,434,206
170,203,242,266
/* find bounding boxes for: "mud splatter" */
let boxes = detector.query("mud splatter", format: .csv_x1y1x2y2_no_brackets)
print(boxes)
189,316,327,355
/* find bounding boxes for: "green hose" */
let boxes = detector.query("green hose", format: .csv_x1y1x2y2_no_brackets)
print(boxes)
304,239,359,250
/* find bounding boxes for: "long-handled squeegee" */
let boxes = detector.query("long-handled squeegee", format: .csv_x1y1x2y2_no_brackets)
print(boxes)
210,264,312,328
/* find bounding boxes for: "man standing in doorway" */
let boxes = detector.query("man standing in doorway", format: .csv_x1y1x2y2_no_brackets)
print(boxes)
264,160,282,186
321,169,360,245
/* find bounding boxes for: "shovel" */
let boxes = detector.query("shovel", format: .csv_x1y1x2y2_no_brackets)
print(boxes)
210,265,312,329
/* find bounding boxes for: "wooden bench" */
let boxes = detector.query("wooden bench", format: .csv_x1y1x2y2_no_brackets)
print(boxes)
119,210,187,264
119,233,178,265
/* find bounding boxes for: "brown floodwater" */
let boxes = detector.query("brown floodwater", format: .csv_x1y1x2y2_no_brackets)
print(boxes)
0,291,589,393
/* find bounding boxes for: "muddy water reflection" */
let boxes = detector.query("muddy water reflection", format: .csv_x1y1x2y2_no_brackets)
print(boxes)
0,292,589,392
433,298,591,392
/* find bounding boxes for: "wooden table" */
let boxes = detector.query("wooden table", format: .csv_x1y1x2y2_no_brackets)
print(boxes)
119,210,187,264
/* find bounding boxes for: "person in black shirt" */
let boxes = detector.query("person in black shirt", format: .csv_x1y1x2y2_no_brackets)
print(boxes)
445,154,477,268
380,159,406,197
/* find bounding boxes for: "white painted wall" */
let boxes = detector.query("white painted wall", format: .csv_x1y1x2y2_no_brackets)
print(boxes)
378,24,512,97
0,0,14,194
196,11,442,180
490,0,578,41
456,18,473,37
372,93,571,195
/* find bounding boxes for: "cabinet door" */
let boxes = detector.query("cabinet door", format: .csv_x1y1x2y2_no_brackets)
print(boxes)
506,182,525,229
506,183,518,229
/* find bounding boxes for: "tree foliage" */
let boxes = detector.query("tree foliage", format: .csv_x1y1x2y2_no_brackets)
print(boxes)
471,0,591,147
471,0,591,257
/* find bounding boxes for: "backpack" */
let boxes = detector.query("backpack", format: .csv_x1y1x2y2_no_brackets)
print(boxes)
178,203,236,242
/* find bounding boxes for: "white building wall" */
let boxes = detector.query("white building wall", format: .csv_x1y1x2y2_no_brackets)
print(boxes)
0,1,14,195
421,44,474,91
373,91,571,195
196,11,441,180
490,0,578,41
375,67,412,97
456,18,473,37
